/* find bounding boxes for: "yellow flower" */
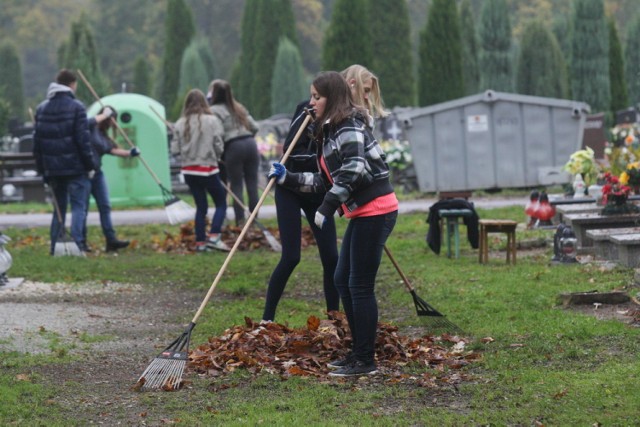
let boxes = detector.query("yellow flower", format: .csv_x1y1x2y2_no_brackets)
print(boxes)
620,171,630,185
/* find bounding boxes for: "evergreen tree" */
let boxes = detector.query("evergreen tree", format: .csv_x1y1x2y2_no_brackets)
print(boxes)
322,0,373,72
516,21,568,98
478,0,514,92
160,0,195,114
570,0,610,113
0,87,11,135
369,0,414,107
250,0,298,119
625,13,640,107
0,42,25,121
196,38,216,80
552,13,572,60
93,0,161,91
608,17,628,113
178,38,211,95
271,37,307,116
59,12,111,104
459,0,480,95
418,0,463,106
234,0,259,105
132,56,151,96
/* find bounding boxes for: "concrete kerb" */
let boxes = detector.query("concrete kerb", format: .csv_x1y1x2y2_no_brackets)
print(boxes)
0,196,528,229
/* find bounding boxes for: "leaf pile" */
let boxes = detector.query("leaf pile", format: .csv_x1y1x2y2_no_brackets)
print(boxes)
189,312,480,387
151,222,283,253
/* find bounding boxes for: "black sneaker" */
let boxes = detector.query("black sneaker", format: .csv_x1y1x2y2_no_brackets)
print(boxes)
327,353,356,370
106,239,130,252
328,360,377,377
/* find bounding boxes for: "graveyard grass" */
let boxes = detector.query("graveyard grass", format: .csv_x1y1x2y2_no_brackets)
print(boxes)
1,205,639,425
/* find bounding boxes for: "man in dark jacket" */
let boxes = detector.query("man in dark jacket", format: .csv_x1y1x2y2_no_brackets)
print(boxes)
33,69,96,254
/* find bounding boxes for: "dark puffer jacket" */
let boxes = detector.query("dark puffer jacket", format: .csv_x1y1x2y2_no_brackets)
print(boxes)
33,85,96,179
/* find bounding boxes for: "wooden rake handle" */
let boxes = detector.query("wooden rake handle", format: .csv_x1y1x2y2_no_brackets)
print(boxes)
383,245,416,293
190,112,313,324
148,104,173,129
76,69,164,187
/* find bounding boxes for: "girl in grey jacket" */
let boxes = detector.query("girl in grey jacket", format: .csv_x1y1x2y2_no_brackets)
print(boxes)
208,79,260,226
171,89,229,252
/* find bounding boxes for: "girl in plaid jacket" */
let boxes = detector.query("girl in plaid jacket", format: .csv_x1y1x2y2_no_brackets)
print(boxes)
269,71,398,377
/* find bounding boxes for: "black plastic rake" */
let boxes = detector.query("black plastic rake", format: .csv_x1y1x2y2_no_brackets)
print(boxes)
383,246,463,334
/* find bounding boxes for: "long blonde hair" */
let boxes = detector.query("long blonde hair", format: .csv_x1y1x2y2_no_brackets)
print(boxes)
341,64,388,118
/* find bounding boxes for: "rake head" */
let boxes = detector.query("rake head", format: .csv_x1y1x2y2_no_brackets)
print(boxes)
410,290,464,334
136,323,194,391
165,196,196,225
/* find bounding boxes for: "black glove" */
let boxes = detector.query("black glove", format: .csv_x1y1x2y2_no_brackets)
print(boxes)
130,147,141,157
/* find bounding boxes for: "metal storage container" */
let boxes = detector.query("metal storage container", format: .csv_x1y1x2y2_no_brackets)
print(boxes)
395,90,591,193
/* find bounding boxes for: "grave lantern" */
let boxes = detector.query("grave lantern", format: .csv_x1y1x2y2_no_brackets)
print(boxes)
534,192,555,227
559,227,578,263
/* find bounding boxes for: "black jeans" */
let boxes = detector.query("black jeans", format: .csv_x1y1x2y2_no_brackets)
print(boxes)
184,173,227,242
223,136,260,225
334,210,397,364
262,185,340,321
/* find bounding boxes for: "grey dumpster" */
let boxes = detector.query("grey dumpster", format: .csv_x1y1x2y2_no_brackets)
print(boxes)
395,90,591,193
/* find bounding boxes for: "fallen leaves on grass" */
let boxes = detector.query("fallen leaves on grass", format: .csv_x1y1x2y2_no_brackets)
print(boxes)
151,222,289,253
189,312,480,387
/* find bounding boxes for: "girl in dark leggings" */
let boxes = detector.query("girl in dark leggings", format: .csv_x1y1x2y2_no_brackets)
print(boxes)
208,79,260,226
262,101,340,321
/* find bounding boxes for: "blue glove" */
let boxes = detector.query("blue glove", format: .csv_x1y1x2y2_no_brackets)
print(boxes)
314,211,326,229
130,147,141,157
268,162,287,185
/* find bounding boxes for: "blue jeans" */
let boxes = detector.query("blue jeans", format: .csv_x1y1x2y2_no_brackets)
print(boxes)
334,211,397,364
184,173,227,242
49,175,91,253
84,170,116,242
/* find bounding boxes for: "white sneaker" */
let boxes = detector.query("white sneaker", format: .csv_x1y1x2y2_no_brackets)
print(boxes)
206,236,230,252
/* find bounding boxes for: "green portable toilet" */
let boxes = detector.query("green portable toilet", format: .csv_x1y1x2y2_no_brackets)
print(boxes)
87,94,171,207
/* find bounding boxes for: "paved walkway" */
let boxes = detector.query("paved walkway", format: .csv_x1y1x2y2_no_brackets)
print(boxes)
0,196,527,229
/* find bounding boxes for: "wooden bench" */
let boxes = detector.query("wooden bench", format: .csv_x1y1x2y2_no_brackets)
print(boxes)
438,208,473,259
478,219,517,264
562,212,640,251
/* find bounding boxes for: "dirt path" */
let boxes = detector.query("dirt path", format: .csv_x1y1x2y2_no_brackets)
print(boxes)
1,280,205,425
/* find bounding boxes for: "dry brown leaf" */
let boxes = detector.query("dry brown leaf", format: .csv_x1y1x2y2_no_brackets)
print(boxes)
130,377,145,392
15,373,30,382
